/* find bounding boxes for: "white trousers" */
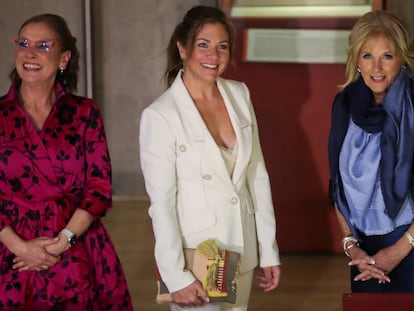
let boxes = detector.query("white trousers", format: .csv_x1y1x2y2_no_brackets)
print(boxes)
170,270,254,311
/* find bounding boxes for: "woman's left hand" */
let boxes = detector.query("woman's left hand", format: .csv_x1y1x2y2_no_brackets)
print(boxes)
348,246,390,283
256,265,281,292
372,241,410,275
350,237,412,283
44,234,70,256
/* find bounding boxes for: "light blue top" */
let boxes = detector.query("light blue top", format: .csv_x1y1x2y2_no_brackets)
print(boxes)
339,119,414,235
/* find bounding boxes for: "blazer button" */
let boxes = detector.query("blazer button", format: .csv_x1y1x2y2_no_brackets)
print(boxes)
231,197,238,204
203,174,212,180
179,145,187,152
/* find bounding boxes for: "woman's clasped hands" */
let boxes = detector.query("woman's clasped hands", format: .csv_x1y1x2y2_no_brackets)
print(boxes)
12,234,69,272
347,242,409,284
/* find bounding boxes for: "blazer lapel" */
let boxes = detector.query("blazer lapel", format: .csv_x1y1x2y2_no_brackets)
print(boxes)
171,74,233,186
217,79,252,186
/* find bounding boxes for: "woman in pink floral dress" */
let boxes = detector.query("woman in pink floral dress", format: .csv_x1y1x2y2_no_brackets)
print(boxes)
0,14,133,310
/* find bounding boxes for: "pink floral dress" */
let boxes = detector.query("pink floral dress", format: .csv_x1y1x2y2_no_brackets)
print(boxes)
0,82,133,310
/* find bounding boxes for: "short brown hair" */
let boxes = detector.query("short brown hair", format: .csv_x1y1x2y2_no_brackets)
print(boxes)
10,13,80,93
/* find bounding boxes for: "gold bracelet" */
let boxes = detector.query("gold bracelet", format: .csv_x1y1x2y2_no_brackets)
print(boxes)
342,235,359,257
405,231,414,248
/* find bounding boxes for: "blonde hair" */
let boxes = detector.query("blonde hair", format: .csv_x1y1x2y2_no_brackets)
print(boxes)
340,10,414,89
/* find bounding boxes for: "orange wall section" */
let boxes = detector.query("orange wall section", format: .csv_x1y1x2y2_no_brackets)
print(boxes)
224,17,358,253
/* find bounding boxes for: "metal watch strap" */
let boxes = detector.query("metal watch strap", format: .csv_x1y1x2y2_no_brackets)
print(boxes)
60,228,77,246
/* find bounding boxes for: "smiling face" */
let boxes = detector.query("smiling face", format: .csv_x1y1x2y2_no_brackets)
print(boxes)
357,34,404,104
14,21,71,88
177,22,230,85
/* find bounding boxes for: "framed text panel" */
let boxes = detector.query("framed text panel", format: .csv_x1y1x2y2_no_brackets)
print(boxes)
243,28,350,63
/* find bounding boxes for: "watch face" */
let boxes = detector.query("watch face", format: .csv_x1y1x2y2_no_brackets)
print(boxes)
69,235,77,246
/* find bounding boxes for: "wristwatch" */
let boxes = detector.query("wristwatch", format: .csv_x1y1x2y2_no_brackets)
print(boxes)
60,228,77,247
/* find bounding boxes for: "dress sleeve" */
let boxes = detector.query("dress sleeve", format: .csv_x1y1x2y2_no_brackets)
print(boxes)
0,211,12,233
80,101,112,219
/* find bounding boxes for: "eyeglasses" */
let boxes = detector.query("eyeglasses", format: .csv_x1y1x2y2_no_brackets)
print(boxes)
12,37,58,53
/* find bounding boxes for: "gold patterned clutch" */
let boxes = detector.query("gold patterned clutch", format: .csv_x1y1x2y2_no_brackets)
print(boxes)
156,240,241,304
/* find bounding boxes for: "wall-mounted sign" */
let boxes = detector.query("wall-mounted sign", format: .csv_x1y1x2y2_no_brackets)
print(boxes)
229,0,372,17
244,28,350,64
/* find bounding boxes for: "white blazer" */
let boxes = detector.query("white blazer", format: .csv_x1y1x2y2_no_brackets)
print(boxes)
139,71,280,292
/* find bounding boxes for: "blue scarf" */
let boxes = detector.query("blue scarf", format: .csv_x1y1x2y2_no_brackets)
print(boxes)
329,68,414,220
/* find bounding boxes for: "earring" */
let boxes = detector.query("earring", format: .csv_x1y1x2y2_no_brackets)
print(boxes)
357,67,361,74
60,67,65,75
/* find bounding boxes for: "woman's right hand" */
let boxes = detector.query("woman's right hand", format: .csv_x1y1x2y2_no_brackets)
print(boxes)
171,280,210,307
12,237,60,271
347,246,391,284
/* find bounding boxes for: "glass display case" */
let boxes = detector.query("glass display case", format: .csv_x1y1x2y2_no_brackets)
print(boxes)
219,0,385,18
217,0,387,64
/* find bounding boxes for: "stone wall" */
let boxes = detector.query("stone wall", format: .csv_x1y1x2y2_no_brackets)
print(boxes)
0,0,214,195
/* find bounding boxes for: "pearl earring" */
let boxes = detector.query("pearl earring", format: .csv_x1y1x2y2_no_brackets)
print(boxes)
357,67,361,73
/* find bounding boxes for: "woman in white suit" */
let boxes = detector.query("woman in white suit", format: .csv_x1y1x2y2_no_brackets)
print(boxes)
139,5,281,311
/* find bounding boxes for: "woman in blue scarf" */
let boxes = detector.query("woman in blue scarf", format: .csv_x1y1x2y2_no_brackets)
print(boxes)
328,10,414,292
